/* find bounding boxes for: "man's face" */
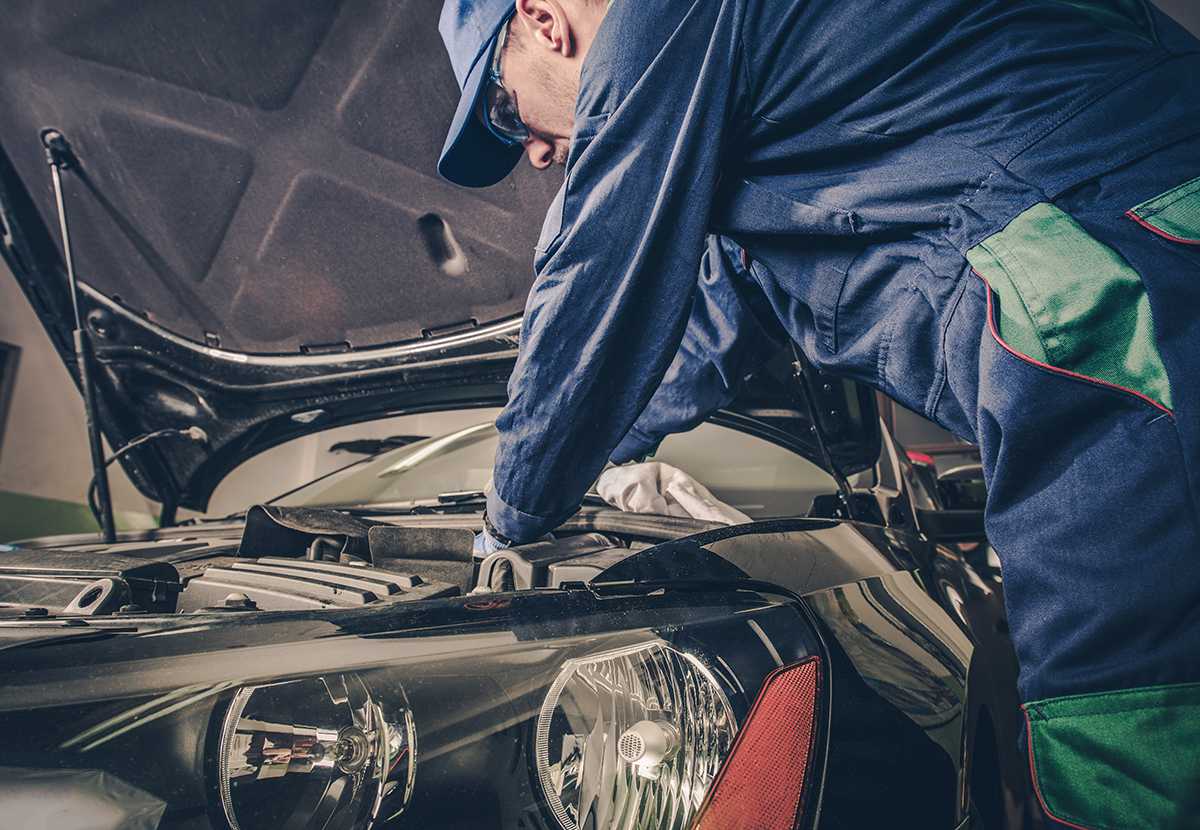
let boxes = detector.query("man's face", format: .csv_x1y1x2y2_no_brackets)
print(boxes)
495,0,606,171
497,29,574,169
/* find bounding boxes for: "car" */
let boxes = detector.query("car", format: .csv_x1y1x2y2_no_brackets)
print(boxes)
0,2,1030,828
0,372,1028,830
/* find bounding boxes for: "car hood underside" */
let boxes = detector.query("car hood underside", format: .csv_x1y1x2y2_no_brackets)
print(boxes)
0,0,561,356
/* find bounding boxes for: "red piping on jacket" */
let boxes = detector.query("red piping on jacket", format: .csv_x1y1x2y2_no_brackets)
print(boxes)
1023,708,1097,830
975,271,1173,417
1125,209,1200,246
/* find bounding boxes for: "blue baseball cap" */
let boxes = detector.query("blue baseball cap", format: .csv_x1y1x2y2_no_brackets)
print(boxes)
438,0,524,188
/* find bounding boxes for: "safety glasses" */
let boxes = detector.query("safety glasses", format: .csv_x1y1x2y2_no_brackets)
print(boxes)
481,20,531,146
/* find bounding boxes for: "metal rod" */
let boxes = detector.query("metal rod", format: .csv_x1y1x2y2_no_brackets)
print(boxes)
47,155,82,330
42,129,117,543
791,343,857,521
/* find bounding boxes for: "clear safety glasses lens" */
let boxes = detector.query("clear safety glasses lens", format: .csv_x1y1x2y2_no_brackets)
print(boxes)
483,79,529,146
482,21,529,146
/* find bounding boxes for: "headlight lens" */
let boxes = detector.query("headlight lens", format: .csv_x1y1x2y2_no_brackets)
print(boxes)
0,595,820,830
217,673,413,830
535,641,737,830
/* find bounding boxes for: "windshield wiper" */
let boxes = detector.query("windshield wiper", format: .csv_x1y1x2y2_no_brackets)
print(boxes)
434,489,488,504
329,435,427,456
175,494,485,524
205,490,612,522
316,491,487,516
327,490,610,516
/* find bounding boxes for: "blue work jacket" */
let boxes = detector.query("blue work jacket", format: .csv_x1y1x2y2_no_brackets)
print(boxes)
486,0,1200,542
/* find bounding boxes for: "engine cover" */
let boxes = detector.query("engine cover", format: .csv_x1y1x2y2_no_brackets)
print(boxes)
177,556,458,612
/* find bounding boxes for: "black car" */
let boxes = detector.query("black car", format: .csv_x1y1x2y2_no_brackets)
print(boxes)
0,2,1029,828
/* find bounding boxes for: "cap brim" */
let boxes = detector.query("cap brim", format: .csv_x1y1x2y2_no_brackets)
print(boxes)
437,29,524,188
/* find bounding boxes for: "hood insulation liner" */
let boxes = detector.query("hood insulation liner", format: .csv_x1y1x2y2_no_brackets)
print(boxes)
0,0,559,354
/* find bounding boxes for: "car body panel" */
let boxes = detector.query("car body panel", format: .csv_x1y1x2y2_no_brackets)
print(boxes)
0,493,1023,828
0,511,998,829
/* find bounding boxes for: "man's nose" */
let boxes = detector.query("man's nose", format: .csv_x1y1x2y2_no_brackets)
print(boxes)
524,137,554,170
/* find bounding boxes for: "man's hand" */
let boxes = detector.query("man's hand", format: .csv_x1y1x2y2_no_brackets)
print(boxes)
595,461,751,525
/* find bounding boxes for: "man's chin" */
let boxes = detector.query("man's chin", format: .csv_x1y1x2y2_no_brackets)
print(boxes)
553,142,570,166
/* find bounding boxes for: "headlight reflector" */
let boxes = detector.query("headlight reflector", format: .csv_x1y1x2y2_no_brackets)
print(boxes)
217,673,413,830
534,641,736,830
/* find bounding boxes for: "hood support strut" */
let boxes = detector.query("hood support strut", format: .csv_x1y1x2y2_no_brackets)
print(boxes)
791,344,857,521
42,129,116,543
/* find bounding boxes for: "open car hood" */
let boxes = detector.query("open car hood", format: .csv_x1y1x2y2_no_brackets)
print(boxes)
0,0,879,513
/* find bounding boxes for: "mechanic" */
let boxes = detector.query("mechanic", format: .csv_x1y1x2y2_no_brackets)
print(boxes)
437,0,1200,825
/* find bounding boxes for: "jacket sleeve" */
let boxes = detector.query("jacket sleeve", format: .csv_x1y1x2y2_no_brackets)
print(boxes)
610,236,779,463
486,0,745,541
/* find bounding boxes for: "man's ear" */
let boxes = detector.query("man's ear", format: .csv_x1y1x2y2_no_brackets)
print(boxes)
514,0,574,57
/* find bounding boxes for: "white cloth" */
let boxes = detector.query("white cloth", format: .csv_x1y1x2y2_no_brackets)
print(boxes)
595,462,751,525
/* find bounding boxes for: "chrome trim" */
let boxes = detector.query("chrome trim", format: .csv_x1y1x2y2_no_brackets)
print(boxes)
82,282,523,369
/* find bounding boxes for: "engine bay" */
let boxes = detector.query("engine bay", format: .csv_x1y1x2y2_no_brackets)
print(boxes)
0,506,658,619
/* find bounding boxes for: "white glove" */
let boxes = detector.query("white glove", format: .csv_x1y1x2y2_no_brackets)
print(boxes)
595,462,751,525
472,528,508,556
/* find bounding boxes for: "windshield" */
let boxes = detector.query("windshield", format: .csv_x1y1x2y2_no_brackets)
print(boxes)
274,418,839,519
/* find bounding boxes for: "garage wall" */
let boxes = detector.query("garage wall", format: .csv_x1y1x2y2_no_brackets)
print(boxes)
0,259,158,539
1157,0,1199,32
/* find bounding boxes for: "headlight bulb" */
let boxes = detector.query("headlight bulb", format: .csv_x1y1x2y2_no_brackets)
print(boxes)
535,641,737,830
216,674,414,830
617,719,680,778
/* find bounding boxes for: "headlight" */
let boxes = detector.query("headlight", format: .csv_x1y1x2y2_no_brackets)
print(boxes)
535,642,736,830
217,673,414,830
0,593,821,830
